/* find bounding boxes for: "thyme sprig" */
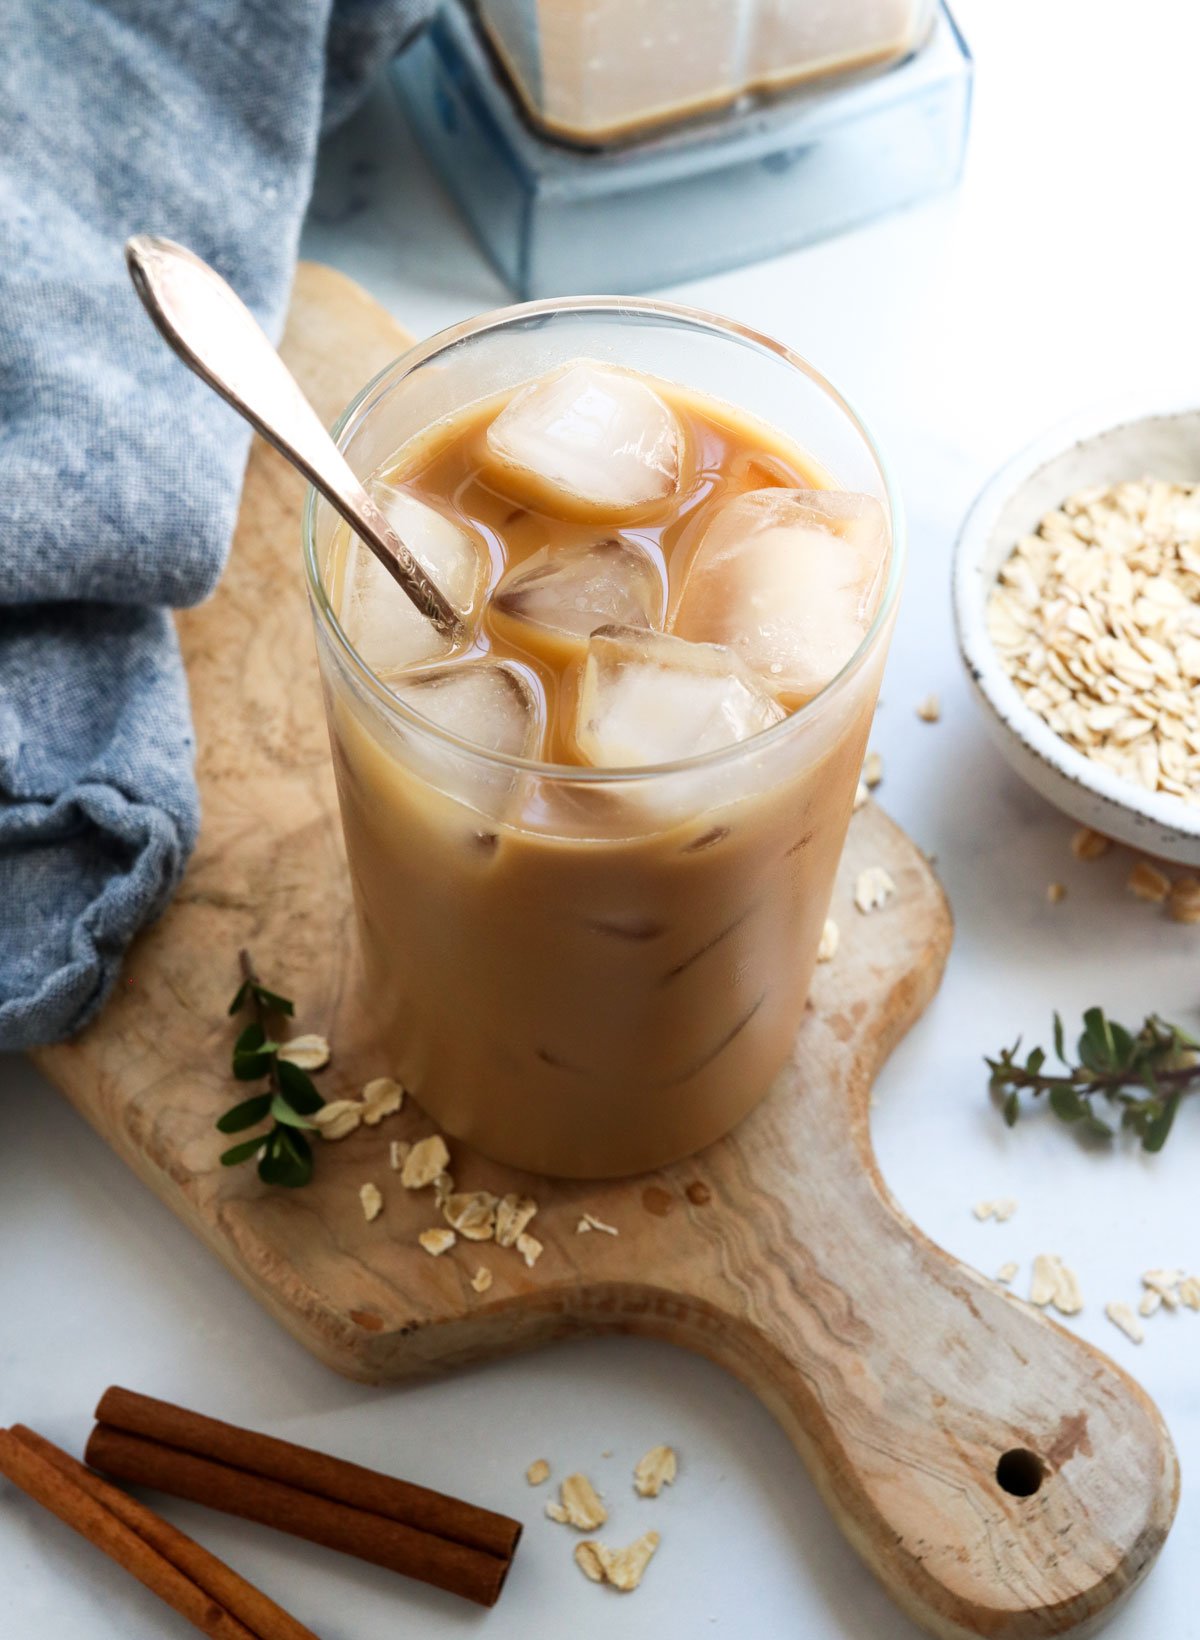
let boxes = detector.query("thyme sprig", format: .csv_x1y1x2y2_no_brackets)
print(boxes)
988,1007,1199,1152
216,951,325,1187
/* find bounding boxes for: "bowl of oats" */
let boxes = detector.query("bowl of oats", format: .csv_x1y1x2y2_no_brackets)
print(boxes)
954,402,1200,863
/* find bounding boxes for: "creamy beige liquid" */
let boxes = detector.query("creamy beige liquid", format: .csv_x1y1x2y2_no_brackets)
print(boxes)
323,382,885,1176
480,0,933,145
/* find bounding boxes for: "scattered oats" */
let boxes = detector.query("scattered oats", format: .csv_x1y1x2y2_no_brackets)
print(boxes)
916,692,941,723
361,1076,404,1125
575,1532,661,1593
359,1182,383,1223
495,1194,539,1247
443,1190,498,1242
276,1033,331,1071
433,1171,455,1207
817,917,839,962
1168,875,1200,923
853,780,869,811
546,1473,607,1530
854,866,895,914
1105,1301,1144,1344
516,1231,543,1269
526,1458,550,1486
389,1139,411,1172
863,750,884,788
1142,1267,1186,1293
1046,882,1067,905
1179,1276,1200,1309
577,1212,618,1236
418,1227,456,1257
1128,860,1170,903
574,1541,607,1584
1071,827,1112,861
1029,1252,1062,1305
1030,1253,1082,1315
401,1134,451,1190
604,1529,660,1593
471,1265,493,1295
312,1099,362,1141
1051,1262,1084,1316
972,1200,995,1222
995,1261,1019,1285
633,1445,677,1498
1139,1289,1163,1318
973,1198,1016,1222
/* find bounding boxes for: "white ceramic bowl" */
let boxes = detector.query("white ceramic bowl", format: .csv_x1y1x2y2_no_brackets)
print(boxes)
953,399,1200,865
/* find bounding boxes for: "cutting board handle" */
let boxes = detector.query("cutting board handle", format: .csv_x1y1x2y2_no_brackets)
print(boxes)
713,1110,1179,1640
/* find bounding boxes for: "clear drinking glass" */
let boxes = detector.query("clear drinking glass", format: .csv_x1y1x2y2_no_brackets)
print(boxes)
303,298,903,1178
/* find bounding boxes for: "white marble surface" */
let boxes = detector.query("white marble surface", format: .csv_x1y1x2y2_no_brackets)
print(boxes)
3,2,1199,1634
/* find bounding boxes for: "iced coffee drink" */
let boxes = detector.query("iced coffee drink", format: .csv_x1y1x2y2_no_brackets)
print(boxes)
306,301,899,1177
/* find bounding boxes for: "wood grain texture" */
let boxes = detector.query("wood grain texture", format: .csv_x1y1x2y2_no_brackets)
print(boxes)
34,263,1178,1639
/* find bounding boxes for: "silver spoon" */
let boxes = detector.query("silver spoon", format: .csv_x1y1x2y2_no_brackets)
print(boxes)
125,234,463,641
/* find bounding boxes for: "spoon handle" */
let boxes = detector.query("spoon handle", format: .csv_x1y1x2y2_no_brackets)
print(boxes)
125,235,463,640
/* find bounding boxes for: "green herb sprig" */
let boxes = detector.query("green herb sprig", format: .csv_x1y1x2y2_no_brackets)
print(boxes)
216,951,325,1186
988,1007,1199,1152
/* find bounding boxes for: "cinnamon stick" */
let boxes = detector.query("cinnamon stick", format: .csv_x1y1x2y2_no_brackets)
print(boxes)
95,1386,520,1559
0,1428,258,1640
9,1427,316,1640
87,1425,512,1608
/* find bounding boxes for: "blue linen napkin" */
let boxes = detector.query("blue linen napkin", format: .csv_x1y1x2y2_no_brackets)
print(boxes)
0,0,431,1049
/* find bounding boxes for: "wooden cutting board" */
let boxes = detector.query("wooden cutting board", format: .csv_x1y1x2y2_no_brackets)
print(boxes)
34,264,1177,1640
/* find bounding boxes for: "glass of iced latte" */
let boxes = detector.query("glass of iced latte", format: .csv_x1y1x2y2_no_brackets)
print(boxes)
303,299,901,1178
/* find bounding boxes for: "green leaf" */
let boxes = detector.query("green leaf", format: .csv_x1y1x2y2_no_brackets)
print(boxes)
1025,1047,1046,1076
232,1020,276,1080
275,1059,323,1115
252,984,295,1017
1108,1021,1135,1068
270,1094,316,1130
258,1128,312,1188
1049,1084,1086,1123
1078,1007,1115,1074
220,1136,268,1167
1142,1092,1181,1153
1082,1112,1115,1140
227,980,251,1017
232,1052,275,1081
215,1094,273,1134
1003,1090,1020,1127
1052,1012,1066,1063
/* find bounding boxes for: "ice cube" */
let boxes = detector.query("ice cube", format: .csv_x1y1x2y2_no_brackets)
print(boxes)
491,536,665,657
391,660,544,760
672,489,890,702
339,485,489,673
573,627,785,768
485,362,683,519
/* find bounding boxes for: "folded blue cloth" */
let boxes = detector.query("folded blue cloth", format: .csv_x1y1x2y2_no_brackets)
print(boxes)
0,0,430,1048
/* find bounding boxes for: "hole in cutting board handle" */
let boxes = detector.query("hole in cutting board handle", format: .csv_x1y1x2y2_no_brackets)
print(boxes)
996,1448,1045,1497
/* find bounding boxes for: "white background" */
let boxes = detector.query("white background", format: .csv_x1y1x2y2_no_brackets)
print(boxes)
3,2,1199,1634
